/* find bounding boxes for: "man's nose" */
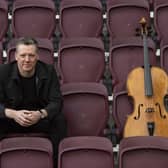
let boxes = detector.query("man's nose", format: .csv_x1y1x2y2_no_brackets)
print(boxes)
25,55,30,61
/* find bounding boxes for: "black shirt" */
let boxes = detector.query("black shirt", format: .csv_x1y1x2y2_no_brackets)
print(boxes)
19,74,38,110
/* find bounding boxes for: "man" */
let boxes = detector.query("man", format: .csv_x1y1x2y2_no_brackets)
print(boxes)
0,37,66,167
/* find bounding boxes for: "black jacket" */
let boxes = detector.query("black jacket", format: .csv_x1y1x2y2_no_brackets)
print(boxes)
0,61,62,121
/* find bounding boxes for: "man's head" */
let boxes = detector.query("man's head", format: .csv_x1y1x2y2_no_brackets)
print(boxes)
15,37,39,77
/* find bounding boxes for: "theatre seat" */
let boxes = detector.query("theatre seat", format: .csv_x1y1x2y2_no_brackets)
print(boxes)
107,0,150,41
59,0,103,38
109,37,156,88
119,136,168,168
58,136,114,168
1,136,53,168
0,0,8,41
58,38,105,83
11,0,56,38
61,82,109,136
154,0,168,43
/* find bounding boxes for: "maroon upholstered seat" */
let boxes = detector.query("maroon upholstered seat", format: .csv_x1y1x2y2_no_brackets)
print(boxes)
58,136,114,168
59,0,103,38
58,37,105,83
1,136,53,168
0,0,8,41
107,0,150,41
109,37,156,88
61,82,109,136
12,0,56,38
119,136,168,168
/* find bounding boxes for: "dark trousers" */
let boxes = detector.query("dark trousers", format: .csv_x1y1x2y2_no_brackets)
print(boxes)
0,114,67,168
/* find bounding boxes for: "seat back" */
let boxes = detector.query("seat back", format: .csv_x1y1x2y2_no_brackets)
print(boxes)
109,37,156,87
154,0,168,43
154,0,168,42
61,83,109,136
0,0,8,41
112,84,133,138
58,136,114,168
58,38,105,83
1,136,53,168
107,0,150,41
119,136,168,168
12,0,56,38
7,38,55,65
160,41,168,74
59,0,103,38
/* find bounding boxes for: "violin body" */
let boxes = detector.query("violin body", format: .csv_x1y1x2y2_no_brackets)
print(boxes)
124,66,168,137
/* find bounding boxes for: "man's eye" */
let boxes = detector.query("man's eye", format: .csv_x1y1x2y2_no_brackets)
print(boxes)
29,54,35,57
20,55,26,58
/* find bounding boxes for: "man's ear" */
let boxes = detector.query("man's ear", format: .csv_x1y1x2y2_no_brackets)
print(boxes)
15,52,18,61
15,51,19,61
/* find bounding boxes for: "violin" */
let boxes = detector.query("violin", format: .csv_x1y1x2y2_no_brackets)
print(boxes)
124,17,168,137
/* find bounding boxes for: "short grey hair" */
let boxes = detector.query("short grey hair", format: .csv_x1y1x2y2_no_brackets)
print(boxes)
16,37,38,52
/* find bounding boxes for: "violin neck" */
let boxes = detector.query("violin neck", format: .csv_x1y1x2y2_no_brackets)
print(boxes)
143,34,153,97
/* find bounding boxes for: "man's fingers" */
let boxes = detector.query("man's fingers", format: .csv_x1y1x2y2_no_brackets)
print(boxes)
17,116,33,126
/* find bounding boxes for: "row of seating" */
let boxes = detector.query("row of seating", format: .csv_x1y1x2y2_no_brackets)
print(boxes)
1,0,168,43
2,37,168,88
1,0,168,82
3,135,168,168
59,135,168,168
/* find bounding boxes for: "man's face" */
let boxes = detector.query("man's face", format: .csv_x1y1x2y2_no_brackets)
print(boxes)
15,44,39,76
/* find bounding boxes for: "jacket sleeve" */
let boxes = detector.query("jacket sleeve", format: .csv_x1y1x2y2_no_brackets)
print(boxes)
0,66,7,118
44,66,63,121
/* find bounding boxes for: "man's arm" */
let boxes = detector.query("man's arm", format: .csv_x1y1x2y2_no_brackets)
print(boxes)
5,108,43,127
43,66,63,121
0,66,7,118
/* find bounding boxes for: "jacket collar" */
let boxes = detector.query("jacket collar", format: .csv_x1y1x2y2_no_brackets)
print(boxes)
11,61,20,81
35,61,48,80
11,61,48,81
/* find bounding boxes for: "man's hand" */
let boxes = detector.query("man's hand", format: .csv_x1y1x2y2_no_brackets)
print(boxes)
5,108,41,127
26,110,42,126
